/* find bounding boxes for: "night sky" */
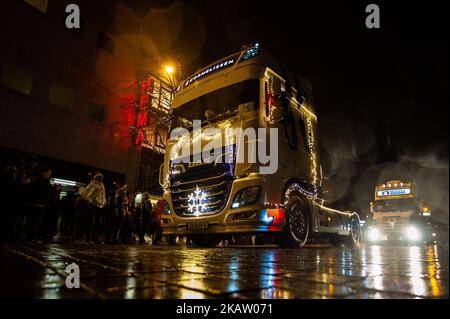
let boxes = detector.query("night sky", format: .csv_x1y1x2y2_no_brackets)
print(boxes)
15,0,445,213
159,0,448,214
133,0,448,162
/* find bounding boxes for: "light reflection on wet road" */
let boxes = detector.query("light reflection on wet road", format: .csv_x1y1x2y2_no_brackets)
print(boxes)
0,243,448,299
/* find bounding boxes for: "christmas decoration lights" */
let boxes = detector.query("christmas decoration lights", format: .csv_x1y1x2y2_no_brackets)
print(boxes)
187,186,207,215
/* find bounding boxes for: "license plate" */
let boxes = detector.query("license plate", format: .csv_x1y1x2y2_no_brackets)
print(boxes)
187,222,209,230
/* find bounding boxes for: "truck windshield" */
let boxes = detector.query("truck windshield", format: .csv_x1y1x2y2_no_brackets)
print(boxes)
373,198,418,212
170,79,259,131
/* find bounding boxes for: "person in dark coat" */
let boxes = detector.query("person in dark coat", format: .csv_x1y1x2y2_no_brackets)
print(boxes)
43,184,61,240
11,168,30,241
23,167,53,241
151,199,164,244
127,191,137,243
104,185,118,244
136,192,152,245
115,185,132,244
0,165,18,241
60,191,79,239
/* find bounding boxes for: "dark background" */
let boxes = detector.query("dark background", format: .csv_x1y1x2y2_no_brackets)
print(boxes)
149,0,448,216
188,0,448,159
133,0,448,158
123,0,449,217
3,0,448,218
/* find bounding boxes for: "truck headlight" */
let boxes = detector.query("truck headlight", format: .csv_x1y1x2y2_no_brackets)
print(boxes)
231,186,260,209
367,227,380,241
405,226,421,242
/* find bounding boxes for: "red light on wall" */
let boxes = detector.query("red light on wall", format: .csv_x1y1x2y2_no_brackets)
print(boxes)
140,94,149,109
135,130,145,145
136,111,148,127
131,77,155,146
125,108,135,127
139,78,152,110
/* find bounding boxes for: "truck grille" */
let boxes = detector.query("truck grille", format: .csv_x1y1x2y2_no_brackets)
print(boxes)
169,146,235,217
170,145,236,216
378,216,409,229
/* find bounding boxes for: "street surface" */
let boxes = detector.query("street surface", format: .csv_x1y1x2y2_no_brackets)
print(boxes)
0,242,448,299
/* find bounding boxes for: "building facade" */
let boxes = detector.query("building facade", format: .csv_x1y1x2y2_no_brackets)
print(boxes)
0,0,171,193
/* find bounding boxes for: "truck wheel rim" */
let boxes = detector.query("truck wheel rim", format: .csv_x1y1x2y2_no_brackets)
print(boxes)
290,204,308,243
351,217,361,243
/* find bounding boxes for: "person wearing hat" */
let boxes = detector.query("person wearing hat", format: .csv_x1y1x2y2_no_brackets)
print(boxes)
81,171,106,243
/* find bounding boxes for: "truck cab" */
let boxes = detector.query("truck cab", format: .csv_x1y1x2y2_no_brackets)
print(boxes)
366,180,434,243
158,44,361,247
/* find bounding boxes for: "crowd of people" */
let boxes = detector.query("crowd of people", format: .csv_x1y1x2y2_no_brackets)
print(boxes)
0,160,163,245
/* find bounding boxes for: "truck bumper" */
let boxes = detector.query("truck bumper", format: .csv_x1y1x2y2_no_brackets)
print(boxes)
161,206,286,236
161,174,286,236
161,221,281,236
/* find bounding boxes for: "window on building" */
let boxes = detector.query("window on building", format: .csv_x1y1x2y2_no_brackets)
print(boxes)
49,83,74,110
0,64,33,95
24,0,48,13
97,32,114,54
87,100,107,123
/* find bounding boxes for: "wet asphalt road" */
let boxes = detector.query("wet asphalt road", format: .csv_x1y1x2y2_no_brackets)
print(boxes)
0,242,448,299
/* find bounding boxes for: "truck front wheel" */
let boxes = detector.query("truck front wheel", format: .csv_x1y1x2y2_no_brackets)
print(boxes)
349,214,362,245
276,195,310,248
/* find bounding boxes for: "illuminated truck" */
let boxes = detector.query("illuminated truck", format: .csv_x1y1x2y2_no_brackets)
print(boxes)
366,180,435,243
158,44,361,247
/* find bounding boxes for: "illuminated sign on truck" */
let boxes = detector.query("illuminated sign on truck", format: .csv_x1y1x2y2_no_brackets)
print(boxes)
184,54,239,88
377,188,411,197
